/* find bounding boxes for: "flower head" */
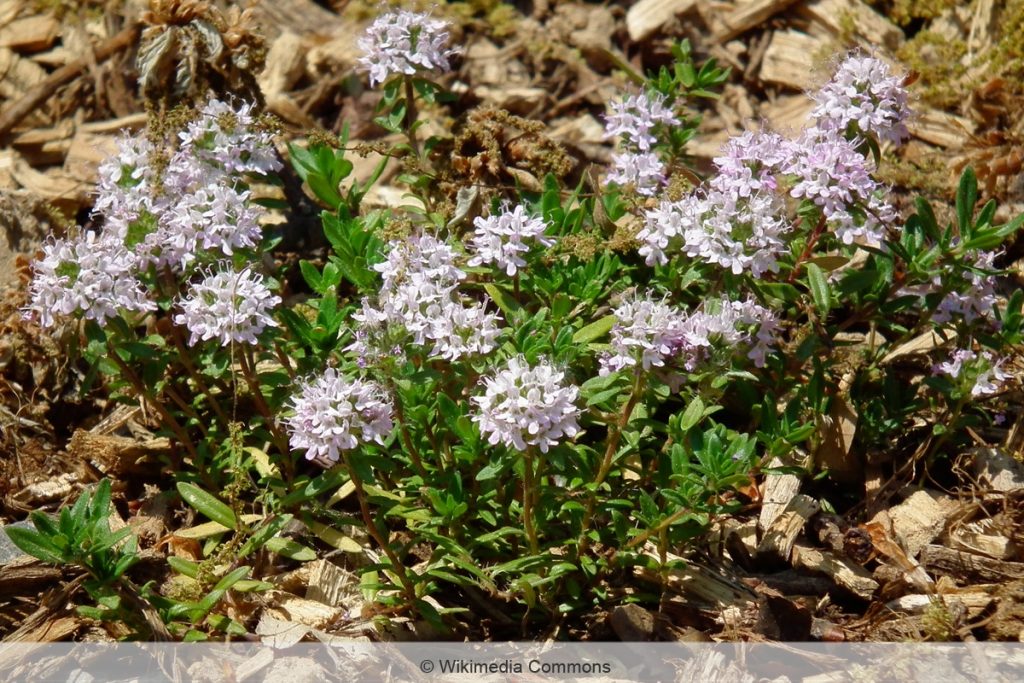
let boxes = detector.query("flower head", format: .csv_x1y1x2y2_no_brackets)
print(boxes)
638,186,792,276
605,151,667,197
600,294,690,376
285,369,394,464
711,129,793,196
472,357,581,453
468,203,552,276
173,267,280,346
350,232,502,363
933,348,1011,397
786,126,878,216
25,231,154,328
812,53,912,146
933,250,999,325
604,92,679,151
178,99,281,177
357,10,456,87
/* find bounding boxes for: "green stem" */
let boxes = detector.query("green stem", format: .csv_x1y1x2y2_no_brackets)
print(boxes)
168,325,231,429
389,384,429,479
239,346,292,459
105,339,198,460
522,447,540,556
403,75,421,160
341,451,417,603
576,370,645,556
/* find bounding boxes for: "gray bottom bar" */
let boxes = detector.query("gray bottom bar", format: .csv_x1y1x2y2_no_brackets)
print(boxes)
0,642,1022,682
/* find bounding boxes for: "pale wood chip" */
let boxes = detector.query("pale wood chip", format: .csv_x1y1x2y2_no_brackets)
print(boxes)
0,14,58,52
791,544,879,600
801,0,904,50
760,30,827,91
625,0,698,42
714,0,802,43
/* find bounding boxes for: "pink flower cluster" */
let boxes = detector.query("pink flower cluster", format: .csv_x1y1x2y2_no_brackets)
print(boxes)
636,53,910,270
25,98,282,348
472,356,581,453
600,292,779,382
603,91,679,196
357,10,456,87
348,233,502,364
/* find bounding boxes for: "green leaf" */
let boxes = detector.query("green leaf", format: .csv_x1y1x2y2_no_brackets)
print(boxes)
806,263,831,315
299,260,323,293
572,314,616,344
4,527,64,564
264,537,317,561
679,396,705,432
197,566,252,614
166,557,198,577
176,483,237,530
956,167,978,237
482,283,521,318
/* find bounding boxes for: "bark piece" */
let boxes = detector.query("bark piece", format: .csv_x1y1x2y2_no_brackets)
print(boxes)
64,132,119,185
609,603,656,641
258,31,305,100
0,556,61,593
760,94,816,134
801,0,903,50
625,0,697,42
881,328,957,364
970,447,1024,494
946,519,1018,560
885,593,995,619
262,592,344,630
759,456,802,532
791,544,879,600
713,0,802,43
908,109,975,149
920,545,1024,582
875,489,957,558
760,30,827,91
0,14,59,52
305,559,358,608
757,493,820,565
636,547,757,609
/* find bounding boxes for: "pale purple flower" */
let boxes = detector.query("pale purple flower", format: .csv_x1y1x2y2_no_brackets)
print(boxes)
285,368,394,464
933,250,999,325
93,133,160,222
600,293,779,383
680,297,779,370
24,231,154,328
173,267,280,346
350,233,502,363
467,203,552,276
374,233,464,293
357,10,456,87
933,348,1011,397
604,92,680,151
428,301,503,361
472,356,581,453
638,187,792,276
600,294,690,375
711,129,793,196
828,193,897,246
787,126,878,216
178,99,281,177
605,151,666,196
812,53,912,146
